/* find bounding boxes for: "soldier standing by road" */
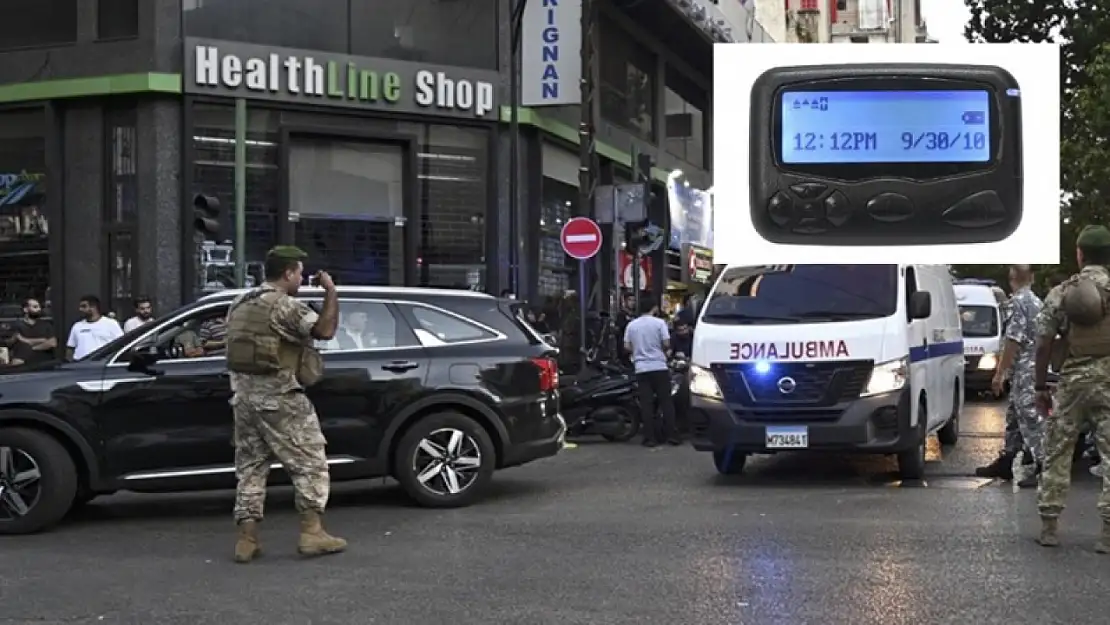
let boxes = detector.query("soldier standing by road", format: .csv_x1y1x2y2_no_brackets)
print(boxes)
977,265,1044,486
1033,226,1110,551
224,245,346,563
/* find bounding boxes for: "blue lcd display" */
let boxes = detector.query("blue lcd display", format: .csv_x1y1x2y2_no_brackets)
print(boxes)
780,90,991,165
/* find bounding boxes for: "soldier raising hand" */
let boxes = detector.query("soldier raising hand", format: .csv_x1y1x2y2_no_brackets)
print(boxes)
223,245,345,563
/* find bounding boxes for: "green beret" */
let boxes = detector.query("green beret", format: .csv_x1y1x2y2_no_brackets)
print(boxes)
266,245,308,260
1077,225,1110,249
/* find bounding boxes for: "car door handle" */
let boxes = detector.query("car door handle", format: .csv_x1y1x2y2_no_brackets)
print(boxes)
382,361,419,373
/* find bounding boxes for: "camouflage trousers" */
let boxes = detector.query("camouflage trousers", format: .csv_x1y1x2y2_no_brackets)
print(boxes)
1038,380,1110,520
231,390,330,523
1002,379,1045,464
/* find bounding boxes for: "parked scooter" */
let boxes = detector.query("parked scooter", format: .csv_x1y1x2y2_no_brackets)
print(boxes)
560,361,641,442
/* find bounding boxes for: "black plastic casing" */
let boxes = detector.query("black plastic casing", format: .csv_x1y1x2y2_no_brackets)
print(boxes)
749,63,1023,246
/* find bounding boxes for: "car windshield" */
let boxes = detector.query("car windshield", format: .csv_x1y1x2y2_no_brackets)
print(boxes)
959,305,999,338
701,265,898,324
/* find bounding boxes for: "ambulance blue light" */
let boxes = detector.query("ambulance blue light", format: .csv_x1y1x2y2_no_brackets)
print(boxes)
753,361,772,375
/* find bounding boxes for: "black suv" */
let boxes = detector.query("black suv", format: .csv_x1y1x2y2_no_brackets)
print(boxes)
0,287,564,535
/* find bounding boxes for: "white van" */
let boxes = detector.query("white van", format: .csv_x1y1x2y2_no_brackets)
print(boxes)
688,264,964,479
953,282,1004,393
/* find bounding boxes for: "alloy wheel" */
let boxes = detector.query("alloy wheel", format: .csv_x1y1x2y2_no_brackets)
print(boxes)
411,428,483,496
0,446,42,521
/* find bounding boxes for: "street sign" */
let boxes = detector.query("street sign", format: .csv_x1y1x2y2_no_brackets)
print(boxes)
560,217,603,260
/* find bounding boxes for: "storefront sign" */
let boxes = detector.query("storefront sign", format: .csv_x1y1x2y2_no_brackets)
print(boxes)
186,39,499,120
682,244,713,284
520,0,582,106
0,171,47,242
667,175,713,251
619,251,652,290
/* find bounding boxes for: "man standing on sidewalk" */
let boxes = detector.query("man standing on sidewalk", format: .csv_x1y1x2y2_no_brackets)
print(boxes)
976,265,1045,486
624,296,679,447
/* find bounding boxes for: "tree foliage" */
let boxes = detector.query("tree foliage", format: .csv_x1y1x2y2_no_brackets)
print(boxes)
956,0,1110,283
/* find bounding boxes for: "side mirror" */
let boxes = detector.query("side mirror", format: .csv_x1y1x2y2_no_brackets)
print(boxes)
909,291,932,320
127,345,160,372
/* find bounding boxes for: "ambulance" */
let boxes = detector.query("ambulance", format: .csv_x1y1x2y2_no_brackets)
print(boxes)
953,280,1005,393
688,264,964,480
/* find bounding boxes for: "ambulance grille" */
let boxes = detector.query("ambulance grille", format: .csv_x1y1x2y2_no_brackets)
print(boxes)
712,360,874,408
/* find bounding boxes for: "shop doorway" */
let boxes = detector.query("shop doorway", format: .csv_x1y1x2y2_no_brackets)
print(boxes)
282,131,414,286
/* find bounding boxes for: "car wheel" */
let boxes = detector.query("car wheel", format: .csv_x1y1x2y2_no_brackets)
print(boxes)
897,403,928,480
712,448,748,475
937,388,960,446
0,427,78,535
394,412,496,508
601,406,641,443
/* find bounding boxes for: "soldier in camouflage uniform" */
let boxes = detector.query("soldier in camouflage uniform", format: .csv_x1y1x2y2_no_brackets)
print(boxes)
1033,226,1110,551
224,245,345,563
977,266,1044,485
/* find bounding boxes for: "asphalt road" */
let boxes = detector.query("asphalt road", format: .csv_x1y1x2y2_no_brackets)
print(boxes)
5,398,1110,625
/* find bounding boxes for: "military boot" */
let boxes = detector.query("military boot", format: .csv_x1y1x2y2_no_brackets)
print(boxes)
1095,521,1110,554
233,520,261,563
1037,516,1060,547
297,510,347,557
975,451,1015,480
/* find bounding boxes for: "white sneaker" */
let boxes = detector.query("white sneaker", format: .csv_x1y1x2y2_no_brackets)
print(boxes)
1091,463,1105,478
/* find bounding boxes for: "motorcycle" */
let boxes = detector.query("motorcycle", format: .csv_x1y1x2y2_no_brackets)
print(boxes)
560,361,641,442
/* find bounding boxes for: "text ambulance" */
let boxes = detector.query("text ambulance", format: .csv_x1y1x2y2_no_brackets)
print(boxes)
688,264,964,480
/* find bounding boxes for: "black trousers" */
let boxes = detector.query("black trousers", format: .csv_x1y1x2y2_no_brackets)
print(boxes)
637,370,676,442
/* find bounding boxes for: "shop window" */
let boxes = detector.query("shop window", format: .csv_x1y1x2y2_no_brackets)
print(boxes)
183,0,348,55
537,178,576,298
191,104,280,298
289,138,405,287
98,0,140,40
415,125,489,290
350,0,498,69
104,106,139,317
663,67,707,169
599,15,656,141
0,0,77,50
0,109,51,334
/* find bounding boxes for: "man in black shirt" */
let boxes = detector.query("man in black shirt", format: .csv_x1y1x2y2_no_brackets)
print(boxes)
10,298,56,365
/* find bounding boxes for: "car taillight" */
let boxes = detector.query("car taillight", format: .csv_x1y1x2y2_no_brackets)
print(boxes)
530,357,558,392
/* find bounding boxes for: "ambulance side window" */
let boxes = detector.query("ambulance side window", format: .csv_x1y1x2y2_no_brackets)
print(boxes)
904,267,918,323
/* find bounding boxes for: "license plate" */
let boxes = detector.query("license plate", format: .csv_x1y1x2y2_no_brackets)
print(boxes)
766,426,809,449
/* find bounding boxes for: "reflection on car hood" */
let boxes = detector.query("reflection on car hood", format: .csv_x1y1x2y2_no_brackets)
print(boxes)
0,359,66,380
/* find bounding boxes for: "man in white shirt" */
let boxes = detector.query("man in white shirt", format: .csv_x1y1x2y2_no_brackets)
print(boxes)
66,295,124,360
122,296,155,332
623,296,679,447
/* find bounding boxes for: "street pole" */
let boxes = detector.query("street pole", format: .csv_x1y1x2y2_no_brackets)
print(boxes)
578,0,598,364
629,146,640,316
233,98,247,288
508,0,528,295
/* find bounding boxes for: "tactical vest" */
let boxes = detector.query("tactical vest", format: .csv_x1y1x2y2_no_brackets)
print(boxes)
1065,277,1110,358
225,290,324,386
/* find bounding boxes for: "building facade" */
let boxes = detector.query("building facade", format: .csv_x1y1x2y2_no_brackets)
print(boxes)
0,0,770,337
758,0,930,43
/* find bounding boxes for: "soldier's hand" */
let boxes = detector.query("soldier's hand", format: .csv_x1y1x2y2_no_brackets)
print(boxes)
991,373,1005,397
316,271,336,291
1035,390,1054,416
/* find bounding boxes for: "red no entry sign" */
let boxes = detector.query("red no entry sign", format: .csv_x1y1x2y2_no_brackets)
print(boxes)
560,217,603,260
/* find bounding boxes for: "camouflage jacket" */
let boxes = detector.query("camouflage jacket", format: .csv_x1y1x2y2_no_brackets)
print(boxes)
227,283,319,399
1004,286,1042,374
1036,265,1110,382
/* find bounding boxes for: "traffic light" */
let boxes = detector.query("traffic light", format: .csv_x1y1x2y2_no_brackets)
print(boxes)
193,193,222,241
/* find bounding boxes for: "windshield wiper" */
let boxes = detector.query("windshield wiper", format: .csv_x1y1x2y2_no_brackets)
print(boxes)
704,312,806,323
796,311,878,320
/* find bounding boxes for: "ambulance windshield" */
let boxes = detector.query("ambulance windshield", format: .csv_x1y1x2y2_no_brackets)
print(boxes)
702,265,898,324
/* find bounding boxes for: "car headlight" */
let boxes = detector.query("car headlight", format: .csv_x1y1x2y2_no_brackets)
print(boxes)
689,364,722,399
863,358,907,397
978,353,998,370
